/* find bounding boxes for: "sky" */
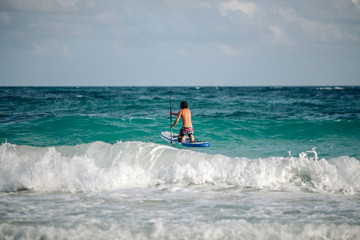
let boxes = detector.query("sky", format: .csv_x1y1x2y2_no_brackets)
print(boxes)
0,0,359,86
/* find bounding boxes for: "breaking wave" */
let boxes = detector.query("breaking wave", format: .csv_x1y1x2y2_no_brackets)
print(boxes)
1,141,359,194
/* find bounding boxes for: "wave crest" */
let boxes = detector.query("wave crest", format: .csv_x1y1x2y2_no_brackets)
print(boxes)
0,142,359,194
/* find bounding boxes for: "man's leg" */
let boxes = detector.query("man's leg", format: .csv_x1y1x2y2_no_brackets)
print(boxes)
178,131,184,142
189,134,195,143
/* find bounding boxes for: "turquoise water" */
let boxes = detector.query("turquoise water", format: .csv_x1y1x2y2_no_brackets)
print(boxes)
1,87,360,239
1,87,359,158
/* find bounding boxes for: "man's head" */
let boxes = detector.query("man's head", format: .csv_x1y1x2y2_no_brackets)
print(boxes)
180,101,188,109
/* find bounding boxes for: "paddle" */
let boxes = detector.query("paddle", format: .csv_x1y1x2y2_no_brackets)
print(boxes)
169,91,172,144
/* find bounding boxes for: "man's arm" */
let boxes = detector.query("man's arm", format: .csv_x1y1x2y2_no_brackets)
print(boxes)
170,111,178,116
170,112,181,129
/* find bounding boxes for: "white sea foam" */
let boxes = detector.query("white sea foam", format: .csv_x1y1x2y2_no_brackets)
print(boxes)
316,87,344,90
1,221,359,240
0,141,359,194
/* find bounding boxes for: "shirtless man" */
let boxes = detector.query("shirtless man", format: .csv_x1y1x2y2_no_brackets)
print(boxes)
170,101,195,143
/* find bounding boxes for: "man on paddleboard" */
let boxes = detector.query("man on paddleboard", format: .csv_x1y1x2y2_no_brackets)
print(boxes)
170,101,195,143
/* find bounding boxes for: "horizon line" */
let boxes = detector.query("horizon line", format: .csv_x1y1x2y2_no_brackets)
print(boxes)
1,84,359,88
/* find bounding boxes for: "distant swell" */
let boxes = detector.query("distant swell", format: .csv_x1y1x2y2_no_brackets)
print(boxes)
0,142,359,194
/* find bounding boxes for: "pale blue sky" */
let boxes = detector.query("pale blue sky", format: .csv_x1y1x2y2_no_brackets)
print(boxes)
0,0,359,86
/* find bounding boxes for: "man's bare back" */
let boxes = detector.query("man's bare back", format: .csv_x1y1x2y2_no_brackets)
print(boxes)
170,101,195,142
173,108,192,127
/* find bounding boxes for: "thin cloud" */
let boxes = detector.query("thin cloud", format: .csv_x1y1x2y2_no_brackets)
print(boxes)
352,0,360,9
0,12,10,25
179,49,187,56
31,41,73,58
219,44,237,56
1,0,77,12
62,45,73,58
218,0,258,19
113,43,121,53
31,41,58,57
278,8,359,44
93,13,122,24
158,0,212,11
263,25,295,45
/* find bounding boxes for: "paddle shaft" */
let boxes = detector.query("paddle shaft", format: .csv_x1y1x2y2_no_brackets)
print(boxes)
169,91,172,144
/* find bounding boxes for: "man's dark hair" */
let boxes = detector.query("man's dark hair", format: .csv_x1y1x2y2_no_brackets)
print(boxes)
180,101,188,109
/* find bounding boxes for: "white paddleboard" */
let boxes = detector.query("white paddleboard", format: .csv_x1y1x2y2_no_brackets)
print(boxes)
160,130,211,148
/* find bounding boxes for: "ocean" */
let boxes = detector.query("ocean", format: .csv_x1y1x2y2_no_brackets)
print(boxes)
0,86,359,239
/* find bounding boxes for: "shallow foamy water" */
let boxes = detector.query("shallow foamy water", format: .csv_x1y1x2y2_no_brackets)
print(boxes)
1,141,360,239
1,187,360,240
